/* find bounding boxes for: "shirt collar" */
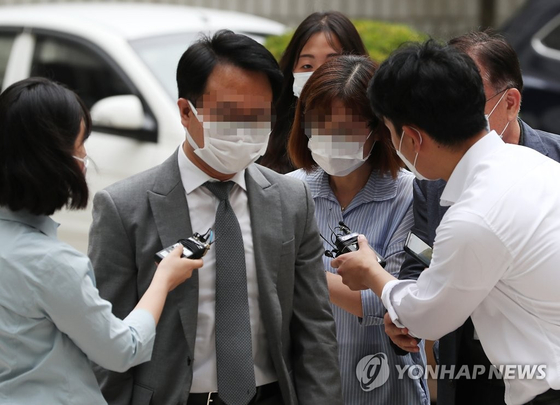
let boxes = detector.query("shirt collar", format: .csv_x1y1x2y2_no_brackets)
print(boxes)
177,142,246,194
0,206,59,238
440,131,505,207
306,168,400,203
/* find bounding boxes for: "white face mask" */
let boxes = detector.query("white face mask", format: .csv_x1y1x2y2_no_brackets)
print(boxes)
186,101,271,174
484,90,511,138
396,129,433,181
73,155,89,175
293,72,314,98
307,130,374,177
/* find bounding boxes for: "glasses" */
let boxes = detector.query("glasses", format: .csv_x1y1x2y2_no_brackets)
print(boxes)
485,88,509,103
73,155,89,169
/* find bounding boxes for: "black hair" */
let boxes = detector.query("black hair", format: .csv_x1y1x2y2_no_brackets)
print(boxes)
260,11,367,173
0,77,91,216
448,29,523,93
368,39,487,148
176,30,283,106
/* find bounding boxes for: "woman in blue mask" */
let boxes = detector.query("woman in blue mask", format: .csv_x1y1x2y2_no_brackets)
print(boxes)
0,77,202,404
288,55,430,405
259,11,367,174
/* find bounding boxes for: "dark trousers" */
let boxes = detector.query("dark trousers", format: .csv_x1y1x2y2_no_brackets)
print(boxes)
455,319,506,405
455,377,506,405
523,389,560,405
187,382,283,405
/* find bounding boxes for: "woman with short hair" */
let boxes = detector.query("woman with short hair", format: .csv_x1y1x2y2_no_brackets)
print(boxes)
0,77,202,404
288,55,430,405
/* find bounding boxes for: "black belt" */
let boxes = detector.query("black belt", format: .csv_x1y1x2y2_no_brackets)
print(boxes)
523,389,560,405
187,381,281,405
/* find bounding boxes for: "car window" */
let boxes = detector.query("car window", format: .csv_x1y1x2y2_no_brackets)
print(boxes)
130,31,270,101
30,34,132,109
130,32,198,100
541,20,560,51
0,33,16,91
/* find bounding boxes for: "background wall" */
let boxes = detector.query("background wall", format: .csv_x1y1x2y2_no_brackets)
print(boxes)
0,0,527,39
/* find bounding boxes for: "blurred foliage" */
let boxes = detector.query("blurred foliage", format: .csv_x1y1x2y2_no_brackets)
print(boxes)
352,20,429,63
265,19,428,64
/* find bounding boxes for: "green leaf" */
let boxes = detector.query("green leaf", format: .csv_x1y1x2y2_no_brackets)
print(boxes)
264,19,428,64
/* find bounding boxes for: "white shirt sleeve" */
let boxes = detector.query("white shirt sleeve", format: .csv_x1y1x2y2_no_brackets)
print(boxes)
381,212,512,340
37,250,156,372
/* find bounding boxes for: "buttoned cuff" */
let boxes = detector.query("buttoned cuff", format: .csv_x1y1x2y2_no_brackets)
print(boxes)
381,279,418,336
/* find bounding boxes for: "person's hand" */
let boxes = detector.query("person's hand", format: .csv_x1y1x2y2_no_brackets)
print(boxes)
155,245,203,292
135,246,204,325
384,313,420,353
331,235,381,291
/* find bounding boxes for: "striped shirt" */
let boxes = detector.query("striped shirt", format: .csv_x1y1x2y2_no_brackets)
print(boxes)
289,168,430,405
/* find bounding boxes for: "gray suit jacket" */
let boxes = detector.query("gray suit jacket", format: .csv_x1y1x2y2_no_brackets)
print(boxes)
89,150,343,405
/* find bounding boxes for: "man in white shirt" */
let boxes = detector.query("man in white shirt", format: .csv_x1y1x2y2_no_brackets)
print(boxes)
390,30,560,405
90,30,343,405
332,39,560,405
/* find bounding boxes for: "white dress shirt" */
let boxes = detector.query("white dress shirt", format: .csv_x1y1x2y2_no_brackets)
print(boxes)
177,145,277,392
382,132,560,405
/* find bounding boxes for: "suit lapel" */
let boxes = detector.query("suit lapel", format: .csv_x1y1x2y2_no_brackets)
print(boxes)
147,149,199,352
246,165,283,343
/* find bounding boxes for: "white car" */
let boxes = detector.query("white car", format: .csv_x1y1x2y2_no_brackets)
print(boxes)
0,3,285,253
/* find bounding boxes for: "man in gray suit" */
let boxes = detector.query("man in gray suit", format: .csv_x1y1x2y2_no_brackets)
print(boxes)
89,31,343,405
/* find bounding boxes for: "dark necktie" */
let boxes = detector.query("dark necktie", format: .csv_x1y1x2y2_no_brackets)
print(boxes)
204,181,256,405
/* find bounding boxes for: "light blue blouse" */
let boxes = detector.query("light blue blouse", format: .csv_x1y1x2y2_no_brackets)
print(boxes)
0,208,155,404
289,168,430,405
